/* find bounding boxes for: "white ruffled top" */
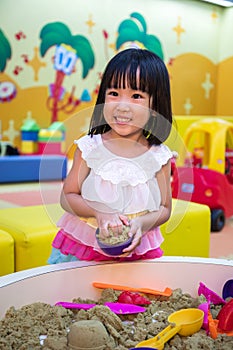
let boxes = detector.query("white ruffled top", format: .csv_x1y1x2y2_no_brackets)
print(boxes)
76,134,174,215
57,134,174,257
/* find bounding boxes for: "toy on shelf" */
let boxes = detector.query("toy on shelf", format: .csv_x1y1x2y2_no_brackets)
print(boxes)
21,117,40,154
38,121,65,155
20,114,66,156
172,117,233,232
0,114,67,183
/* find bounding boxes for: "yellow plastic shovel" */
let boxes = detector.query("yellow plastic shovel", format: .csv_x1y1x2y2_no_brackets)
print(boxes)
135,308,204,350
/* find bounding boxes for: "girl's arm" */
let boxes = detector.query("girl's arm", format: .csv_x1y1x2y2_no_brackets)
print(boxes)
122,159,172,254
60,148,95,217
60,147,128,235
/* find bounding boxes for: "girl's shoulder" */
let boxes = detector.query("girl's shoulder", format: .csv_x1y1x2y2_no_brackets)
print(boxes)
150,143,172,154
74,134,101,159
149,143,176,166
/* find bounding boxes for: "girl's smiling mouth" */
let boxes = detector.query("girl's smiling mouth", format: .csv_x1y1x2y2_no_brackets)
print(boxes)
114,116,131,124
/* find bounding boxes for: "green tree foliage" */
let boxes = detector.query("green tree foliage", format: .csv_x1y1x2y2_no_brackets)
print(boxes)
0,29,12,72
39,22,94,78
116,12,164,60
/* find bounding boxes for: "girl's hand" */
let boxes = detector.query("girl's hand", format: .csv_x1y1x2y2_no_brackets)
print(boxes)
119,217,143,257
95,212,129,238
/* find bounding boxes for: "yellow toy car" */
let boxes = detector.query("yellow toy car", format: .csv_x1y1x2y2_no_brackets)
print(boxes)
172,117,233,231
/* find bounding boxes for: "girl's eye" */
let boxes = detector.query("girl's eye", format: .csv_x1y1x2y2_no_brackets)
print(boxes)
107,90,118,96
132,93,143,99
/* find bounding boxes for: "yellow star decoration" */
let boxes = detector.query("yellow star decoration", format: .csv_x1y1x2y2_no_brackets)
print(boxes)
86,14,95,34
3,120,19,144
183,98,193,115
173,16,185,44
26,47,46,81
202,73,214,99
109,41,117,53
211,9,218,21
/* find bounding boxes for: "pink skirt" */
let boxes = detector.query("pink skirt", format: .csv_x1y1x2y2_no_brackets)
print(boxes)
52,229,163,262
51,212,164,262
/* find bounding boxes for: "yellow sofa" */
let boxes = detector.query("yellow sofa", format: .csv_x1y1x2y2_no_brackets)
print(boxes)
0,199,210,274
0,229,14,276
0,204,64,272
160,200,210,257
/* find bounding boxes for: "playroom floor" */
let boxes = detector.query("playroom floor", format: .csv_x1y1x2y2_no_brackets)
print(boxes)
0,180,233,260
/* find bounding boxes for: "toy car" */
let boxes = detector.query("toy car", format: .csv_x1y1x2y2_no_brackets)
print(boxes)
171,117,233,232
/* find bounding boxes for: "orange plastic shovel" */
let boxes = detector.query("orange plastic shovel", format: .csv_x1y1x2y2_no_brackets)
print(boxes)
92,282,172,297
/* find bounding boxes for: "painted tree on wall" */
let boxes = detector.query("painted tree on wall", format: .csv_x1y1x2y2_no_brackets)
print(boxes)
39,22,95,123
0,29,12,72
116,12,164,60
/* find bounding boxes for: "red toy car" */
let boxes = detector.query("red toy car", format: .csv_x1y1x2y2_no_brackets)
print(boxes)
172,118,233,232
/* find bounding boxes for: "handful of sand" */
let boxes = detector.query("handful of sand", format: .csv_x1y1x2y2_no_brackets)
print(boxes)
97,225,130,246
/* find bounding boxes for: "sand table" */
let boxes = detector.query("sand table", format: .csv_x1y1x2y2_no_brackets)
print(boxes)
0,288,232,349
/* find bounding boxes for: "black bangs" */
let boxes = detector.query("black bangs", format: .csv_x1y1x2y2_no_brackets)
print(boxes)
107,58,149,93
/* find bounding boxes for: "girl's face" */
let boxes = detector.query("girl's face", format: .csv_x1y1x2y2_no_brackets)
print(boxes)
103,84,151,139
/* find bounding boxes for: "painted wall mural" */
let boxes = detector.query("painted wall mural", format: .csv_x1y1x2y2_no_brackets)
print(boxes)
115,12,164,59
39,21,95,124
0,0,233,154
0,29,16,104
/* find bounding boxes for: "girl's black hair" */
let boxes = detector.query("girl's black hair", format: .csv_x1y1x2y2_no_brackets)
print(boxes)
88,48,172,145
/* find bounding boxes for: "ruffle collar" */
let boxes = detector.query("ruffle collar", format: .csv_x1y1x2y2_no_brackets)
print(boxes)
75,134,173,186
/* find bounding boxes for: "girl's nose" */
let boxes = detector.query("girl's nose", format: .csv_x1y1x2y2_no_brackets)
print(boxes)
116,101,130,112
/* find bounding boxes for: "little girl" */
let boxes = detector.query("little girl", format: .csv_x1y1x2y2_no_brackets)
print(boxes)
49,48,174,263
